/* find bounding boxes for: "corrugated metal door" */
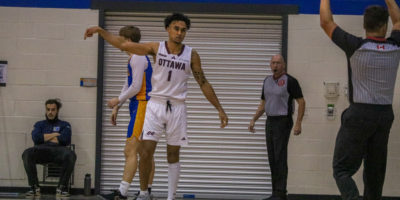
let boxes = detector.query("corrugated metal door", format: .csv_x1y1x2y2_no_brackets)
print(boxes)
100,12,282,199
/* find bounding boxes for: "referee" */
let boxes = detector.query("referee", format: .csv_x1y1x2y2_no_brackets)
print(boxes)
249,54,305,200
320,0,400,199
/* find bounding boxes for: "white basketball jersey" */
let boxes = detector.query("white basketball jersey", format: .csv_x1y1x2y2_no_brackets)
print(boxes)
149,41,192,101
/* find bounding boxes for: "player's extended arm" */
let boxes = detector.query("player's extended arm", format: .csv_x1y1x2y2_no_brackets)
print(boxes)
320,0,338,38
191,50,228,128
84,26,157,56
386,0,400,31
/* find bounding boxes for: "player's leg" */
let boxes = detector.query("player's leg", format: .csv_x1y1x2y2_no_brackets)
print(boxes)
147,157,156,194
115,100,146,199
132,141,155,199
165,101,187,200
166,145,181,200
116,138,140,199
138,140,157,200
138,99,164,200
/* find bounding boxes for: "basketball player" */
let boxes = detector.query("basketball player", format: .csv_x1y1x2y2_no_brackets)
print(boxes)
85,13,228,200
106,25,155,200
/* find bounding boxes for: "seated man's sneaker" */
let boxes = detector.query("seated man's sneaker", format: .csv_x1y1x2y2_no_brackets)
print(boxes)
56,185,70,197
25,185,40,196
113,189,127,200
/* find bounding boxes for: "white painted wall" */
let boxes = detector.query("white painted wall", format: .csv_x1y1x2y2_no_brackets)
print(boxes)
0,6,99,188
287,14,400,196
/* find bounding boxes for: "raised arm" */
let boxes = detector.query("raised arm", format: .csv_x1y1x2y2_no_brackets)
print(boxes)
320,0,338,38
191,50,228,128
386,0,400,31
84,26,158,56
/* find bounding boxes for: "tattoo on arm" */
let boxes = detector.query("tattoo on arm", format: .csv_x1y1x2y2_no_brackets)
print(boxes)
193,71,206,86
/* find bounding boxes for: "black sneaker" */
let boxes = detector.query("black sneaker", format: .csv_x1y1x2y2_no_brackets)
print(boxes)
113,189,127,200
25,185,40,197
56,185,70,197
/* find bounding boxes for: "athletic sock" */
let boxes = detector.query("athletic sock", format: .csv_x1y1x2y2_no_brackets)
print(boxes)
118,181,130,196
168,162,180,200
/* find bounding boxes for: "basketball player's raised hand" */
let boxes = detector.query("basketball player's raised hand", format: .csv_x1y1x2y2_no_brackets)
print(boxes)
84,26,100,40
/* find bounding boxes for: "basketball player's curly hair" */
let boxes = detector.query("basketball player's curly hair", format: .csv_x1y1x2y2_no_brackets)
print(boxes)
164,13,191,30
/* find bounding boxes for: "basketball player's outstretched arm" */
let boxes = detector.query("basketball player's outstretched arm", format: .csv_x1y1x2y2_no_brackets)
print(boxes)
84,26,158,56
386,0,400,31
191,50,228,128
320,0,338,38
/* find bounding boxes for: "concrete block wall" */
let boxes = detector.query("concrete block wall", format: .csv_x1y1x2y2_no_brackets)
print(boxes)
0,6,99,188
287,14,400,196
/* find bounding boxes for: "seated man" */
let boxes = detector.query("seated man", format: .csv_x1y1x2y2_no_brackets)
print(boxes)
22,98,76,197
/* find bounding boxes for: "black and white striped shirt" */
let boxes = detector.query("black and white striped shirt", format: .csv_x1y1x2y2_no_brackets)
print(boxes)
332,27,400,105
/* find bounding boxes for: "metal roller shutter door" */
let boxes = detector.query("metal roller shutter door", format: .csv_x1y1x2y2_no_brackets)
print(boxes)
100,12,282,199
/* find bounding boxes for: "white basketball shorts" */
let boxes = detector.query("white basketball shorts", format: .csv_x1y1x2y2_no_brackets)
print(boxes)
141,98,188,146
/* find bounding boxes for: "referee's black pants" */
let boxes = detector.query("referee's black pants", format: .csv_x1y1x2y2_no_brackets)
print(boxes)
333,103,393,200
265,116,293,199
22,144,76,188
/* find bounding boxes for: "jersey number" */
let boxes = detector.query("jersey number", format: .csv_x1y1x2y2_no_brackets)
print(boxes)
167,70,172,82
